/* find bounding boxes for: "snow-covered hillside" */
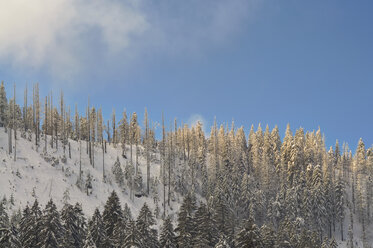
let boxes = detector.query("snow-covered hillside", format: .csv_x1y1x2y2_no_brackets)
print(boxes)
1,125,373,247
0,127,180,220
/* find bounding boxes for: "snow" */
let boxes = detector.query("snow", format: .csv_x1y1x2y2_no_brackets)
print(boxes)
1,126,372,247
0,127,181,226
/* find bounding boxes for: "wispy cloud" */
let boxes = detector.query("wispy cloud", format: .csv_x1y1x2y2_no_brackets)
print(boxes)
0,0,258,85
188,114,208,133
0,0,147,80
142,0,257,55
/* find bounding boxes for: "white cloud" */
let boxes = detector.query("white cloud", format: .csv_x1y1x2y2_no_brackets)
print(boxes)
0,0,258,83
0,0,147,79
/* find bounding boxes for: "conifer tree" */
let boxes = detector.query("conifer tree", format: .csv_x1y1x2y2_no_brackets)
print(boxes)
119,109,128,157
260,224,276,248
21,199,43,248
112,157,124,187
19,206,32,247
61,203,79,248
85,173,93,196
123,220,142,248
112,217,127,247
8,89,12,154
38,199,64,248
214,235,232,248
102,191,123,244
194,203,218,247
176,193,197,248
82,229,97,248
111,109,116,146
33,83,40,149
0,201,10,246
235,218,263,248
44,96,48,153
213,192,234,242
144,108,150,195
160,216,176,248
161,113,166,215
0,81,8,128
88,209,106,248
136,202,158,247
281,124,293,185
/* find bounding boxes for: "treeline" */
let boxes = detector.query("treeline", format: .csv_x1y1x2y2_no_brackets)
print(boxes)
0,190,340,248
1,81,373,247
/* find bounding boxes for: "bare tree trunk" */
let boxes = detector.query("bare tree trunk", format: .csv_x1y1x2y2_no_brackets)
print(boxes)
33,85,36,148
102,142,105,181
55,119,58,150
130,140,133,166
61,91,65,155
168,127,172,206
13,84,16,161
88,99,92,165
51,93,54,149
86,109,89,154
8,127,12,154
136,143,138,175
162,113,166,216
92,134,95,168
79,139,82,181
44,96,47,153
8,102,12,154
145,110,150,195
182,124,186,191
24,85,27,132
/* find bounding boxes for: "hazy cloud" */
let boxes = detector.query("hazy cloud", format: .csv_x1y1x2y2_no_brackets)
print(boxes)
188,114,208,133
0,0,257,83
142,0,257,55
0,0,147,79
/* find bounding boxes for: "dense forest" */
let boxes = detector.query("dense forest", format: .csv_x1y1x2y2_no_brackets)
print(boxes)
0,81,372,247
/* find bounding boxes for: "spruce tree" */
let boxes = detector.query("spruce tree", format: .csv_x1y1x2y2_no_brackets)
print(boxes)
0,81,7,127
0,201,10,247
136,202,158,247
88,208,106,248
194,203,218,247
123,220,142,248
38,199,64,248
119,109,128,157
102,191,123,244
19,206,33,247
235,219,263,248
260,224,276,248
24,199,43,248
0,224,22,248
214,236,231,248
175,193,197,248
73,203,86,247
60,203,76,248
123,203,133,224
159,216,176,248
213,192,233,243
112,157,124,187
82,229,97,248
335,172,345,241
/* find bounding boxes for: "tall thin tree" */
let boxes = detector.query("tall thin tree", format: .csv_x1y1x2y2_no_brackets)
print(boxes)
13,83,16,161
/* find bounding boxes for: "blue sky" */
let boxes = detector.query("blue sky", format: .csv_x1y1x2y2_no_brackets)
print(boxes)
1,0,372,150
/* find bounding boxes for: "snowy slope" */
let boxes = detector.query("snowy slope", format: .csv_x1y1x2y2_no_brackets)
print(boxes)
1,127,372,247
0,127,181,222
